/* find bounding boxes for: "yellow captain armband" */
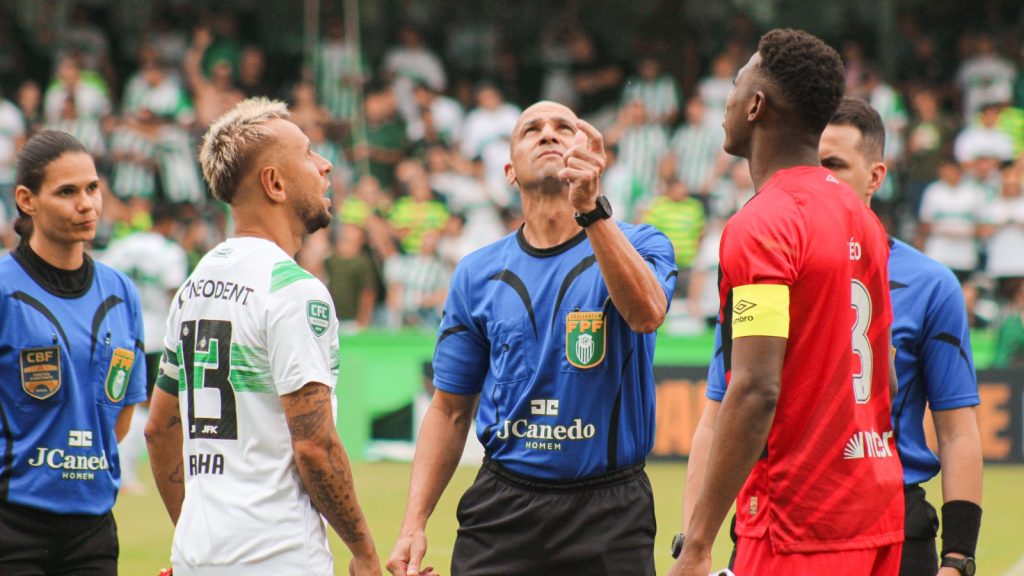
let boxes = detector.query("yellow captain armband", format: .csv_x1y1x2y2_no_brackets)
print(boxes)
731,284,790,339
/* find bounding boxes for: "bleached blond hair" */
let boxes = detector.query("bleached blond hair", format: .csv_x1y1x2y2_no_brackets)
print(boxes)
199,97,291,203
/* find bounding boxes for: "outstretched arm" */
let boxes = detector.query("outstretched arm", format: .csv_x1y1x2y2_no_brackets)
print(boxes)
283,383,381,575
561,120,668,333
388,390,476,576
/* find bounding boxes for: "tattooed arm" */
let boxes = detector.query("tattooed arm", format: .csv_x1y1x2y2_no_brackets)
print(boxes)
145,387,185,524
282,383,381,575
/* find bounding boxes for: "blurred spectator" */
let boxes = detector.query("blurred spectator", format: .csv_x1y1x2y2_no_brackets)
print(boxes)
621,55,681,126
325,224,380,330
918,160,985,280
669,96,724,202
437,213,473,269
980,162,1024,300
459,83,519,196
388,159,449,254
905,88,957,214
289,81,332,133
15,81,44,136
569,31,623,119
539,20,578,108
696,53,736,128
147,10,189,67
351,81,407,190
385,229,448,329
408,79,464,145
956,33,1017,121
43,56,109,159
315,16,365,124
0,91,26,217
993,279,1024,367
955,101,1016,166
606,100,669,200
641,178,705,295
383,24,447,128
238,46,270,98
339,174,388,226
709,159,755,220
185,26,244,130
601,145,644,223
55,5,114,90
687,217,725,326
425,144,504,250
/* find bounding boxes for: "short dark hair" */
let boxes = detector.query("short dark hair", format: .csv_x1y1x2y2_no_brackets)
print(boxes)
757,29,845,134
14,130,90,242
829,97,886,161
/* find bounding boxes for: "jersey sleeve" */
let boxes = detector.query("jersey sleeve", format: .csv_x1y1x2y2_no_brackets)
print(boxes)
156,289,183,397
629,223,678,305
921,275,980,411
719,196,804,289
266,277,339,397
706,321,727,401
432,261,489,395
124,281,149,405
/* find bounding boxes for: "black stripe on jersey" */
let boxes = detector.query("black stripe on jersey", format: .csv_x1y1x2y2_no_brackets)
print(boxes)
932,332,970,364
889,280,908,290
11,291,70,351
550,256,597,328
437,325,469,345
90,295,125,353
665,270,678,283
136,339,146,354
0,401,12,501
489,270,537,337
607,347,632,471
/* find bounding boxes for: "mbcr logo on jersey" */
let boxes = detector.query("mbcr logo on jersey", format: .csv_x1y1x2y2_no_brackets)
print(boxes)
566,311,606,369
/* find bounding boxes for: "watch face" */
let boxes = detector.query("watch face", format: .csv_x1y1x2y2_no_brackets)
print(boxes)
963,558,976,576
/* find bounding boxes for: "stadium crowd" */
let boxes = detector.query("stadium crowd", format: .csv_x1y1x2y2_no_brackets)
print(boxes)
0,3,1023,366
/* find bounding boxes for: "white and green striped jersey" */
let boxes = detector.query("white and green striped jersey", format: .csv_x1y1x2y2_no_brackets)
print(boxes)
159,237,339,575
621,75,680,124
670,122,724,193
316,40,363,121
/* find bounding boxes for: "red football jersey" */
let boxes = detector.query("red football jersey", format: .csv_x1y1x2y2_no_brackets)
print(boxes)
718,166,904,553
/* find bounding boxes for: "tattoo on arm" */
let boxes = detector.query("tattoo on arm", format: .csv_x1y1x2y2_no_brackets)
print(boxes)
283,384,371,547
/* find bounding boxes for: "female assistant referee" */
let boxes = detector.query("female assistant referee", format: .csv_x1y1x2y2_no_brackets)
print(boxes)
0,130,147,574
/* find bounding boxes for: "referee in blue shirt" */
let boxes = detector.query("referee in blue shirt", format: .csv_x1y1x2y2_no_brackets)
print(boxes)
0,131,147,574
679,98,982,576
387,101,676,576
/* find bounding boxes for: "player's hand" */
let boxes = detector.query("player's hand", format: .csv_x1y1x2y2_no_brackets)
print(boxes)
559,120,607,214
668,541,712,576
386,529,431,576
349,554,384,576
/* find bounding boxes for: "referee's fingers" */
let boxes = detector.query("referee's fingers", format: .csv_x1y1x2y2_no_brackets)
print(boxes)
407,535,427,576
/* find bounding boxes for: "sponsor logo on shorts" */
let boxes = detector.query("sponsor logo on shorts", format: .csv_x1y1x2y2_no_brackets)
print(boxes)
843,430,895,460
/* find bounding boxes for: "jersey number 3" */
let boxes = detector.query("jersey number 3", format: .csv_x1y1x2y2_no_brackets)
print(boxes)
180,319,238,440
850,280,873,404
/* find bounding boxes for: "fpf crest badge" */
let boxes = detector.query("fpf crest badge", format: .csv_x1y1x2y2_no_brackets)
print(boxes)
105,348,135,402
20,346,62,400
566,311,606,369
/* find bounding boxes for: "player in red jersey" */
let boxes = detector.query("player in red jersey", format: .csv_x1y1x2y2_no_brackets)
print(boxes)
670,29,903,575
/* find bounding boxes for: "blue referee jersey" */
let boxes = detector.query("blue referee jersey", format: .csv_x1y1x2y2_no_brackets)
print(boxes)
433,224,676,480
705,238,979,485
0,255,147,515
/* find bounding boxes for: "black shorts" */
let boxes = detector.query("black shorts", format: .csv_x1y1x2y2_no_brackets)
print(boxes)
0,500,118,576
899,484,940,576
452,458,656,576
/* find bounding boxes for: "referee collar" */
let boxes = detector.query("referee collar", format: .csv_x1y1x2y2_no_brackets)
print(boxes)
516,225,587,258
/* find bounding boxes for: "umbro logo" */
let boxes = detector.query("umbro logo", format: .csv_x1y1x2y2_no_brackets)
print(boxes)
733,300,757,314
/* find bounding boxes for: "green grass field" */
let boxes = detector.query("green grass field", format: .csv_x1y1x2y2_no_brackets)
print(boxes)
116,461,1024,575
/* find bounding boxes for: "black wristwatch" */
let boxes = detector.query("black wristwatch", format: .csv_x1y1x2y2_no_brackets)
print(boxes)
670,532,685,559
574,195,613,228
941,555,976,576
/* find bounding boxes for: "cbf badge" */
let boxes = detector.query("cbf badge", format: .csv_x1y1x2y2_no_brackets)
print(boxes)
566,311,606,368
20,346,62,400
307,300,331,337
105,348,135,402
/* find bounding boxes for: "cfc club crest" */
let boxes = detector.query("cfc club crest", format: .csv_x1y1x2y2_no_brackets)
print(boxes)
105,348,135,402
20,346,62,400
566,311,606,369
307,300,331,337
